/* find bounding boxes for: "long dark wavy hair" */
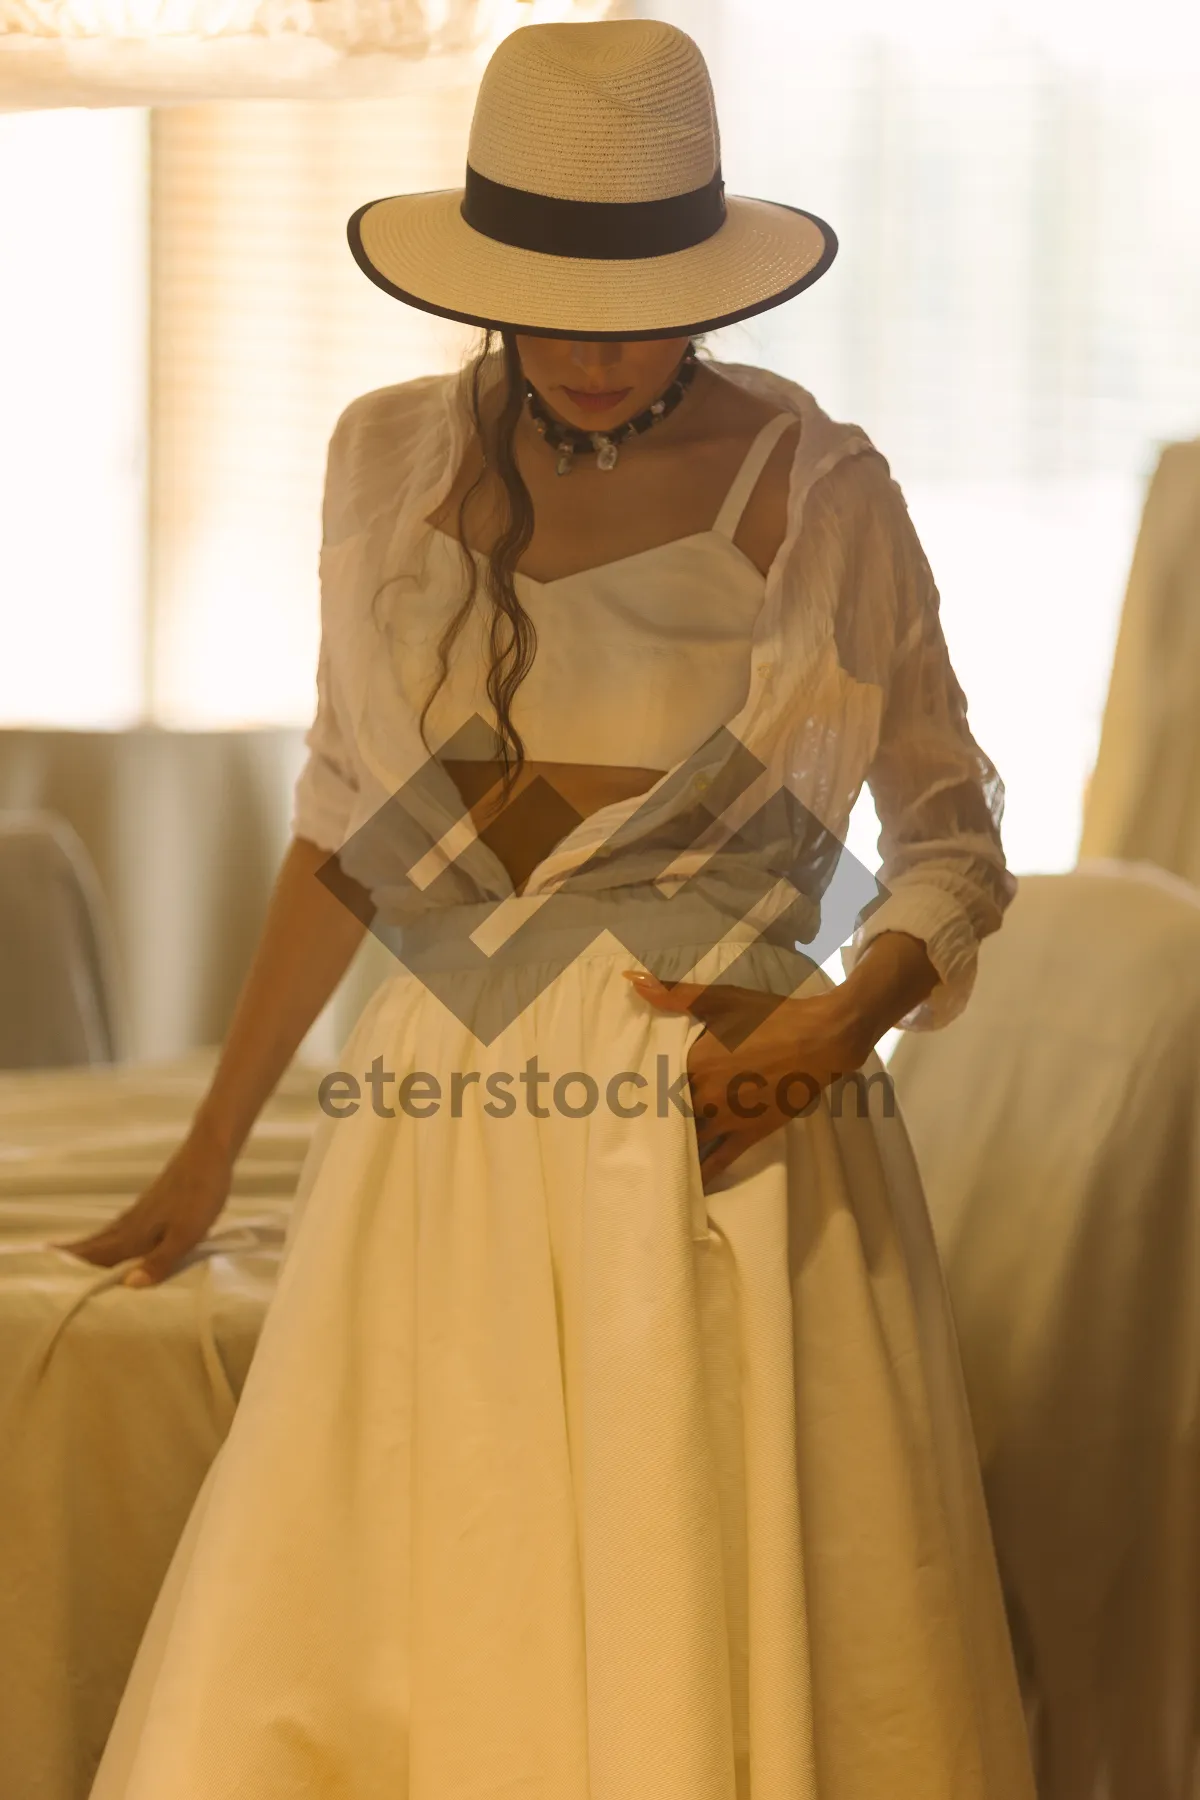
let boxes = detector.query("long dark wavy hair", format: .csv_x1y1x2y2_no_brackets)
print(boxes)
409,327,704,792
418,328,536,789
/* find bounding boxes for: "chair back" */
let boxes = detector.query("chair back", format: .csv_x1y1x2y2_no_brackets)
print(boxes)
0,810,122,1068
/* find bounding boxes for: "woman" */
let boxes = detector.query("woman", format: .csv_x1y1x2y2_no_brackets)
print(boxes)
72,20,1034,1798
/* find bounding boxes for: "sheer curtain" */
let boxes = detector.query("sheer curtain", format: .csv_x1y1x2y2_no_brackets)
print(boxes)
649,0,1200,876
0,107,150,727
147,92,477,726
0,89,480,1062
4,4,1200,881
0,0,628,106
0,88,476,732
141,0,1200,873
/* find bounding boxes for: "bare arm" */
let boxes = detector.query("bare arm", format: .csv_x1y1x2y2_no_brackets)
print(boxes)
191,835,372,1161
60,835,373,1285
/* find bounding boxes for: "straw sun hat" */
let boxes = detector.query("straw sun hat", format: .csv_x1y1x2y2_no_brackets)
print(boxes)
348,17,836,340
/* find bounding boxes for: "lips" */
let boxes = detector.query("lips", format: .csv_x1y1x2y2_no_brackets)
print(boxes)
562,386,632,413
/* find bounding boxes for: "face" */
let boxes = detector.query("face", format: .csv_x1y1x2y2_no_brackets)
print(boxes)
514,334,693,431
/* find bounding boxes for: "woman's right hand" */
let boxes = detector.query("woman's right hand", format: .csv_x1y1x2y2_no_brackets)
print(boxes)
52,836,372,1288
56,1123,236,1288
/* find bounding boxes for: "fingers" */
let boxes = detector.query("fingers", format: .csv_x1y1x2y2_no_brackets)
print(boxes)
624,971,779,1050
120,1221,202,1287
54,1205,171,1277
53,1233,110,1261
55,1225,158,1268
698,1130,753,1186
623,972,709,1013
124,1235,190,1288
51,1146,228,1289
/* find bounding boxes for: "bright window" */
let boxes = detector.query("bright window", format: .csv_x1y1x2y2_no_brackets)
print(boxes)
660,1,1200,875
146,96,476,729
0,108,149,727
4,7,1200,884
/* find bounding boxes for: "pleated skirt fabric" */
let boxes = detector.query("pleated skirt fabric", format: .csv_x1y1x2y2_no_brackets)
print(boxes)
89,922,1034,1800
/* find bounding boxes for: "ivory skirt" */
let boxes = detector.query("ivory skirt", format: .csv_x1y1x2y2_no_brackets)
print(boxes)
90,902,1034,1800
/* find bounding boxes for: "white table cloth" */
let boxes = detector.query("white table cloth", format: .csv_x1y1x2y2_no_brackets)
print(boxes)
0,1049,322,1800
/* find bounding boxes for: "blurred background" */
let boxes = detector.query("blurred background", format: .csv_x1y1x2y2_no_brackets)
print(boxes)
3,15,1200,1794
2,0,1199,1060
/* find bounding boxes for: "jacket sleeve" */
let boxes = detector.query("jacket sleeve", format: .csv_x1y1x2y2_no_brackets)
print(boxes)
825,450,1016,1027
290,403,366,855
291,638,361,854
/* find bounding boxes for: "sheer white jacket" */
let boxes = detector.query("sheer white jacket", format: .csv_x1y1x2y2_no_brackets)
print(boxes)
292,357,1013,1029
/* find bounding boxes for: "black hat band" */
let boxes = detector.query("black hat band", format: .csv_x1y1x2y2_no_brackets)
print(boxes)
460,164,726,261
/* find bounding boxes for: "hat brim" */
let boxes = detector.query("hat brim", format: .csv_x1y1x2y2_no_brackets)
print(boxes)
348,190,837,341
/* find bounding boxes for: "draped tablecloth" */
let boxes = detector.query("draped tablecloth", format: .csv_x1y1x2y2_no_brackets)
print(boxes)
0,1049,323,1800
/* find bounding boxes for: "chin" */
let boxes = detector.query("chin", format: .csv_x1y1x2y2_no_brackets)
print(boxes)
560,396,636,428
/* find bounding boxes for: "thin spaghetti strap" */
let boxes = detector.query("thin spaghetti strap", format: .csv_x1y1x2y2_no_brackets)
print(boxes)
712,412,798,540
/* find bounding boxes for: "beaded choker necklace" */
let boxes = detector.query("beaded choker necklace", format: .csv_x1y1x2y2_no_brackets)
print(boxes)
524,342,699,476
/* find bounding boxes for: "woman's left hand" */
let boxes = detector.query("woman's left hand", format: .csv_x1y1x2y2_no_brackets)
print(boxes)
625,970,875,1186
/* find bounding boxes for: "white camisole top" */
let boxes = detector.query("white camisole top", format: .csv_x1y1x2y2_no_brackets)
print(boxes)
396,410,795,771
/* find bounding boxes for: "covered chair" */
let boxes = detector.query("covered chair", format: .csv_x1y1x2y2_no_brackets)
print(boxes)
1080,436,1200,887
0,810,123,1068
890,861,1200,1800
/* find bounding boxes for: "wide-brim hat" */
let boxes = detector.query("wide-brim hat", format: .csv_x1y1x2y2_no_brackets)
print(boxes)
348,18,837,341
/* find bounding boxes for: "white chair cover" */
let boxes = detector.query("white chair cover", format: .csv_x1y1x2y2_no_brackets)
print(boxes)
890,861,1200,1800
1080,437,1200,887
0,810,122,1069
